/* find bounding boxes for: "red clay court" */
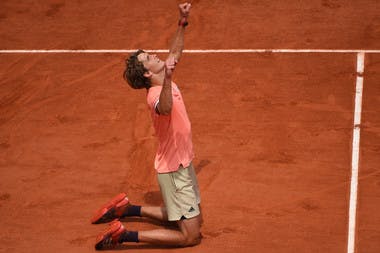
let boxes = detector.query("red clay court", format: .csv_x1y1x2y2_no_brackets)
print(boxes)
0,1,380,252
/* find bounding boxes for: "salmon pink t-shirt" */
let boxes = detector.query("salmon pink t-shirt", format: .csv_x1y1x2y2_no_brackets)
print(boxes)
147,82,194,173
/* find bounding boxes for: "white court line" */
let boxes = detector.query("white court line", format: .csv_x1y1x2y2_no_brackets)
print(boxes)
347,52,365,253
0,49,380,53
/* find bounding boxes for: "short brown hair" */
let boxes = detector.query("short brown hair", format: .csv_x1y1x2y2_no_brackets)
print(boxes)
123,49,151,89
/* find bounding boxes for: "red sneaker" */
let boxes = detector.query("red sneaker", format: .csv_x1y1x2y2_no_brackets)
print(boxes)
95,220,126,250
91,193,130,224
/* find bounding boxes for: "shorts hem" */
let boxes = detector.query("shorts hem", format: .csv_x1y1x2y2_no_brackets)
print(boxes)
168,211,200,221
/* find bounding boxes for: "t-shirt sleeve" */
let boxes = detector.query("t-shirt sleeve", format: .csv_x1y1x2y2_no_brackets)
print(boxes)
147,87,161,112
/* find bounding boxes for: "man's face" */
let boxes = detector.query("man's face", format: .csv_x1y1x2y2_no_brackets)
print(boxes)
137,52,165,75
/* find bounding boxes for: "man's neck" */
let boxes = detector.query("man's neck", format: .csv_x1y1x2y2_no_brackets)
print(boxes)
150,71,165,87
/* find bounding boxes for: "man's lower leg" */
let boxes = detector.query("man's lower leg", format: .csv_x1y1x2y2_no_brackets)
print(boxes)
141,206,168,221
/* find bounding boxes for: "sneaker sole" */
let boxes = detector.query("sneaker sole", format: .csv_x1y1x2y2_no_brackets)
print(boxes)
91,193,128,224
95,220,125,250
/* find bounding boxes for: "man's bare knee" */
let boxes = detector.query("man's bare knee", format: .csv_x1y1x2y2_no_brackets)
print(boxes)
178,226,201,246
182,232,201,247
177,215,202,247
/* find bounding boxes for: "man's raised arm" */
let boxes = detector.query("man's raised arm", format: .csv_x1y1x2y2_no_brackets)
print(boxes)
168,3,191,62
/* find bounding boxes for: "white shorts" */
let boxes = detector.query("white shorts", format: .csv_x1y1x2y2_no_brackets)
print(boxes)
157,163,201,221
